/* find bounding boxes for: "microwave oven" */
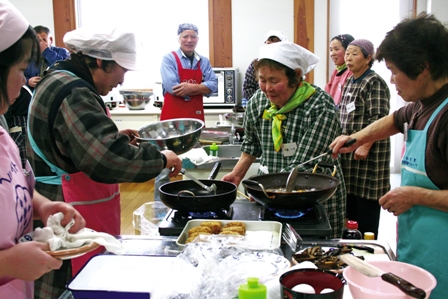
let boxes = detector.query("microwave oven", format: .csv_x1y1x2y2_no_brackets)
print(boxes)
204,67,239,107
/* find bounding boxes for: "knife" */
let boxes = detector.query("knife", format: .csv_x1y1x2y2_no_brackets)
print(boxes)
339,254,426,299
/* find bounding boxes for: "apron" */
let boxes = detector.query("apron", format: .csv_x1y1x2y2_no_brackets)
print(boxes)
160,51,204,122
399,97,448,298
28,85,120,276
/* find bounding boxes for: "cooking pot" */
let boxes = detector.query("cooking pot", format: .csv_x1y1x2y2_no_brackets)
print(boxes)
242,164,339,210
160,163,237,212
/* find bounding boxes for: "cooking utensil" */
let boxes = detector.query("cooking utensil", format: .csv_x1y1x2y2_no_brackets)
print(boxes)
242,163,339,209
224,112,244,126
285,138,356,192
282,223,303,252
137,118,204,155
179,163,221,195
119,89,153,110
159,162,237,212
339,254,426,299
237,190,251,200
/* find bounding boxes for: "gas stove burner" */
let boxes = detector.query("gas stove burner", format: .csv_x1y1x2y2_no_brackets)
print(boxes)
260,205,321,223
170,207,233,223
272,209,305,219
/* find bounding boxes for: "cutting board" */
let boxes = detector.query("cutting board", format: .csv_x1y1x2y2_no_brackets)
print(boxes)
68,255,176,298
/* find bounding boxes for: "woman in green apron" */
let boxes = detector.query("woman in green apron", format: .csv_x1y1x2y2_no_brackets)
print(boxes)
330,13,448,298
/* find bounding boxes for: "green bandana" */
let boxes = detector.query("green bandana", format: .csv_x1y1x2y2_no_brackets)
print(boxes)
262,81,316,152
336,63,347,72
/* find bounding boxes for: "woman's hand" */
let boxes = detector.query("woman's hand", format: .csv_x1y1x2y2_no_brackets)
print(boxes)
379,186,415,216
120,129,140,145
33,191,86,234
161,150,182,177
0,242,62,281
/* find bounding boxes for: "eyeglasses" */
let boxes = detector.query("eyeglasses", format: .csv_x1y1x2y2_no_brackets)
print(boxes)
180,34,198,40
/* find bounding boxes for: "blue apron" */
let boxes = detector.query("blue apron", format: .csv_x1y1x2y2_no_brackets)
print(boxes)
399,97,448,298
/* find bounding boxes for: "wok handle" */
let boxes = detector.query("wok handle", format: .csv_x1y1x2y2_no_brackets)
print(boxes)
208,162,222,180
242,180,272,199
326,138,357,155
381,273,426,299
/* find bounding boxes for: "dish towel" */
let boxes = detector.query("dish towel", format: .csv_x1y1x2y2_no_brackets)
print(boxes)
19,212,125,254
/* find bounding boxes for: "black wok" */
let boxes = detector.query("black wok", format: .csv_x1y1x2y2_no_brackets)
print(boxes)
242,164,339,209
159,162,237,212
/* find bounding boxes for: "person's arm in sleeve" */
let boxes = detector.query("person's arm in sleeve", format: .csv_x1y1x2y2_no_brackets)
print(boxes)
160,53,180,95
199,58,218,96
242,61,259,100
42,46,70,66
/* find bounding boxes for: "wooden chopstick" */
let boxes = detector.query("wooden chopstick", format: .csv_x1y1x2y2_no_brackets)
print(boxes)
237,190,251,201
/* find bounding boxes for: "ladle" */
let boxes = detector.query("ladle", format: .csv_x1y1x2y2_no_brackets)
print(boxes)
285,138,357,192
179,162,221,195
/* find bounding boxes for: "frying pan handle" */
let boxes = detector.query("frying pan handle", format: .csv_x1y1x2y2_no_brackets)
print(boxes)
208,162,222,180
326,138,357,155
312,163,337,177
177,190,198,201
381,273,426,299
242,180,272,199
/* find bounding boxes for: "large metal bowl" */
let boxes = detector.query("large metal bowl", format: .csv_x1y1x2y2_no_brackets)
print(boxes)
224,112,244,126
119,89,153,110
137,118,204,154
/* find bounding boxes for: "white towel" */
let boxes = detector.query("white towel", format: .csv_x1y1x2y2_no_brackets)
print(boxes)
20,212,125,254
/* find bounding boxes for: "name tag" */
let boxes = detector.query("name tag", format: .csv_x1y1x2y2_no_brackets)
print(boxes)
346,102,356,113
282,143,297,157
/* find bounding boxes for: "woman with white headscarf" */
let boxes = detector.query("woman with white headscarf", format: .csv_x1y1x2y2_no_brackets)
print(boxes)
223,42,346,238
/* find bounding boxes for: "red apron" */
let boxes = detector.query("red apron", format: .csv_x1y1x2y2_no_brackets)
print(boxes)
160,51,204,122
62,172,120,276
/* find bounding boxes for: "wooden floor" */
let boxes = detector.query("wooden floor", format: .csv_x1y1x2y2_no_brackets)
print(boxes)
119,175,182,235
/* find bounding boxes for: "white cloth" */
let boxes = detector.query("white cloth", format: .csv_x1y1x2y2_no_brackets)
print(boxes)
264,30,288,42
21,212,125,254
258,41,319,75
0,0,29,52
63,27,138,71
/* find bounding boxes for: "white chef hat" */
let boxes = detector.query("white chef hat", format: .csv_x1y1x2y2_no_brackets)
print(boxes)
258,41,320,75
63,27,138,71
0,0,29,52
264,30,288,42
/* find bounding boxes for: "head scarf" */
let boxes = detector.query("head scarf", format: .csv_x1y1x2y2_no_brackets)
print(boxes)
64,27,138,71
331,34,355,50
0,0,29,52
349,39,374,57
177,23,198,35
264,30,288,43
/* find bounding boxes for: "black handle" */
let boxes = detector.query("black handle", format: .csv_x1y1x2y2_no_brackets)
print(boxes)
208,162,222,180
326,138,357,155
381,273,426,299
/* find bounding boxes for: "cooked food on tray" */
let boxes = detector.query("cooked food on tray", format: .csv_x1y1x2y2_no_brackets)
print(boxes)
187,225,213,236
200,221,223,234
220,226,245,236
186,221,247,243
292,245,363,270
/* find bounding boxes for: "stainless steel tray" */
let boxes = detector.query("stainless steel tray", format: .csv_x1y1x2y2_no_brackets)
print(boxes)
176,219,282,249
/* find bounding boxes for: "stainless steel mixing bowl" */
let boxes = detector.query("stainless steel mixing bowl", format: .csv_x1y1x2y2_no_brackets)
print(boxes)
119,89,153,110
224,112,244,126
137,118,205,155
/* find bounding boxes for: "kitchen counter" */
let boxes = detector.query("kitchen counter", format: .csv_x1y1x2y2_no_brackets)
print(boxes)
109,105,234,130
58,236,394,299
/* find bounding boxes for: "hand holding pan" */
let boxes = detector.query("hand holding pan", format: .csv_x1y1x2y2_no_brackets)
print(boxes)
285,138,356,192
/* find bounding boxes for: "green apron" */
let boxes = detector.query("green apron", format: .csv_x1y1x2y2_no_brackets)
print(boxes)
399,97,448,298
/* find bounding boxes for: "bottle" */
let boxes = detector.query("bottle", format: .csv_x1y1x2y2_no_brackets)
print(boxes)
238,277,266,299
342,220,362,239
210,143,219,157
364,232,375,240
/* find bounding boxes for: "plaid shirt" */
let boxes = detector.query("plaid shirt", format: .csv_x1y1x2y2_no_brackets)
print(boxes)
242,85,347,238
339,70,391,200
242,60,259,100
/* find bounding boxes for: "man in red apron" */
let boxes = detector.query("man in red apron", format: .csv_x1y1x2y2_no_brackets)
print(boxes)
155,23,218,201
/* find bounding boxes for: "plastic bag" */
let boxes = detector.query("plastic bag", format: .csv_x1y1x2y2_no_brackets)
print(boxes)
132,202,167,236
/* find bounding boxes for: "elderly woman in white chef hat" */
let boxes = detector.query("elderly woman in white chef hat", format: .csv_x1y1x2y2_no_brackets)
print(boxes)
223,42,346,238
27,26,182,299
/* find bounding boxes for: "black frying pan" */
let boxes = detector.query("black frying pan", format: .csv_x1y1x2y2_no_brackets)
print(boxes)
159,162,237,212
242,164,339,209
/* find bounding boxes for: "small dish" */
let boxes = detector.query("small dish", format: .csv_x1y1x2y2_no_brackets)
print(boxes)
46,242,100,260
